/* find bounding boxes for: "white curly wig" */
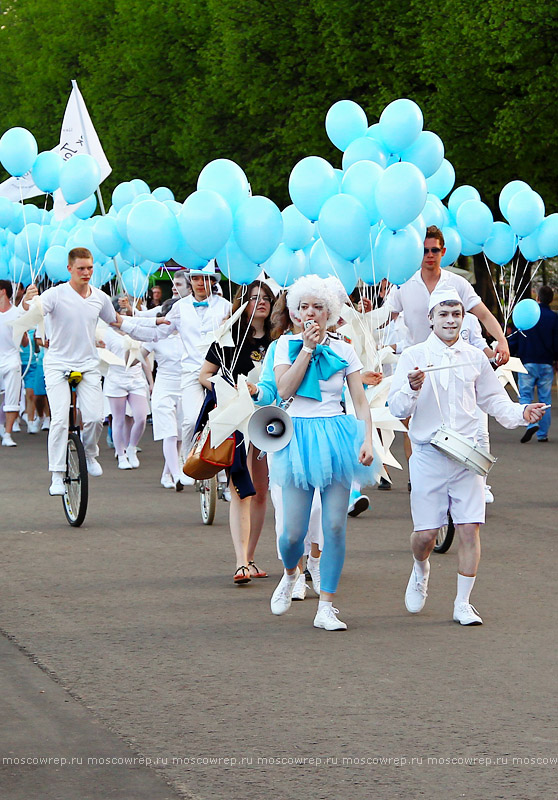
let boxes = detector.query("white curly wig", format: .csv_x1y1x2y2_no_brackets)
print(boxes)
286,274,347,326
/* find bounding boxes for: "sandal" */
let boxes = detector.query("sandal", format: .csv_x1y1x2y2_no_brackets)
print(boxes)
248,560,268,579
234,566,252,584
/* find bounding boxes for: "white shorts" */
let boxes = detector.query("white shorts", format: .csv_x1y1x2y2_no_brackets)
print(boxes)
151,386,183,441
409,443,485,530
0,362,22,412
103,370,148,399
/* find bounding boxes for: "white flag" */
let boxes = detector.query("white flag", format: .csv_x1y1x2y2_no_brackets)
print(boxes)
53,80,111,220
0,169,44,202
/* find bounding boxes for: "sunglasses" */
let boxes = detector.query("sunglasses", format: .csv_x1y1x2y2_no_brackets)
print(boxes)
424,247,442,254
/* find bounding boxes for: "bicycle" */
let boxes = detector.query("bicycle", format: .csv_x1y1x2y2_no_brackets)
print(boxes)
61,370,88,527
196,477,228,525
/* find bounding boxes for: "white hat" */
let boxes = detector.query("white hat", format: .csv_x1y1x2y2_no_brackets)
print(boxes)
189,259,221,280
428,286,462,313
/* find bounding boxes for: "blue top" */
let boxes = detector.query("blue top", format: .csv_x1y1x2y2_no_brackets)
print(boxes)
255,339,281,407
509,304,558,365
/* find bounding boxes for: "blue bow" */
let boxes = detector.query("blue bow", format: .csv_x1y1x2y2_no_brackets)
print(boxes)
193,300,209,308
288,340,348,401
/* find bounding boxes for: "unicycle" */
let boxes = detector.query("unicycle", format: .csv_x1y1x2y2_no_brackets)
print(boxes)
62,371,88,527
433,512,455,554
198,477,217,525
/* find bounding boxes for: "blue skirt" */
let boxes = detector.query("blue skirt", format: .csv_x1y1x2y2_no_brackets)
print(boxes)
270,415,376,491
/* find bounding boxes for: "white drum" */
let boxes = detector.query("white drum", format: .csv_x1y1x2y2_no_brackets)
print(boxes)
430,424,496,477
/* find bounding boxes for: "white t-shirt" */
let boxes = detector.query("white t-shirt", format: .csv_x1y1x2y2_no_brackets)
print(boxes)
41,283,117,371
387,269,481,347
143,334,183,394
0,305,22,368
274,333,362,418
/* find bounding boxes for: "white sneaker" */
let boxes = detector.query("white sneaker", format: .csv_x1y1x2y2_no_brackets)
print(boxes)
484,485,494,504
126,446,140,468
453,602,483,626
27,419,39,434
306,556,321,595
222,487,231,501
49,473,65,496
292,573,307,601
179,473,195,486
41,417,50,431
2,432,17,447
313,605,347,631
86,457,103,477
270,568,300,616
12,419,20,432
405,565,429,613
160,473,175,489
118,455,132,470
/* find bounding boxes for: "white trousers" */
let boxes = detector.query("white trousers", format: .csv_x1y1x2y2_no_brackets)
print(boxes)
45,367,104,472
0,361,22,412
180,370,205,454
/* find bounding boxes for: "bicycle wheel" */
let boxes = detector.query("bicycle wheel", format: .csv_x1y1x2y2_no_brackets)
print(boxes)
433,513,455,554
199,477,217,525
63,432,89,527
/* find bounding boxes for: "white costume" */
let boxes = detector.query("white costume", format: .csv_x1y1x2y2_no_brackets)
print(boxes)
0,304,23,413
143,334,183,441
102,327,149,400
388,332,526,530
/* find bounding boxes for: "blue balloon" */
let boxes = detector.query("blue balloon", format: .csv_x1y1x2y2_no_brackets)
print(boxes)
263,244,307,287
59,155,101,205
375,162,427,231
460,234,483,256
426,158,455,200
409,214,426,242
537,214,558,258
448,185,481,220
127,200,180,263
0,258,9,280
441,227,462,267
121,266,149,298
341,160,383,224
112,181,139,211
318,194,370,261
518,229,541,263
378,99,423,153
0,127,38,177
152,186,175,202
93,216,125,257
512,299,540,331
217,235,260,285
498,180,530,218
357,248,388,285
400,131,444,179
342,137,387,170
8,256,32,286
44,245,70,282
120,242,145,267
456,200,493,245
90,262,116,288
309,238,356,291
130,178,150,195
139,260,162,276
373,225,423,285
31,151,63,193
8,203,25,234
325,100,368,151
172,232,208,269
421,198,445,229
73,194,98,220
482,222,516,265
234,195,283,264
288,156,339,222
14,223,47,266
131,192,152,206
197,159,250,212
281,205,315,251
116,203,133,241
0,197,15,227
178,190,233,260
506,189,545,238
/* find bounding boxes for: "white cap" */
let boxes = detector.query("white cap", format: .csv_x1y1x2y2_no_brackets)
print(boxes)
428,286,462,313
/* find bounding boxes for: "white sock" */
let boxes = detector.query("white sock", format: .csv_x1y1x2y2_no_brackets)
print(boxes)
318,600,333,612
456,574,476,605
52,471,64,480
284,570,298,583
413,557,430,579
307,554,321,565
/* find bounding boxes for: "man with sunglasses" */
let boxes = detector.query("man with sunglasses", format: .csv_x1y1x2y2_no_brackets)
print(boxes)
388,226,509,365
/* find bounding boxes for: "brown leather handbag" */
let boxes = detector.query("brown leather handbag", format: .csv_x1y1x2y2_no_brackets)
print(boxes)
183,425,236,480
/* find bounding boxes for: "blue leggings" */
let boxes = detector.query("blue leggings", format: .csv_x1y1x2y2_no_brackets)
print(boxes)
279,481,350,594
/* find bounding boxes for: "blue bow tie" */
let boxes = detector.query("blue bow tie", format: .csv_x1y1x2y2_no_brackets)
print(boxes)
193,300,209,308
288,340,348,401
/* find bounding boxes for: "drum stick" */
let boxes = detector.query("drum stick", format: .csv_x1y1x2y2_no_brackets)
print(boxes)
421,363,467,373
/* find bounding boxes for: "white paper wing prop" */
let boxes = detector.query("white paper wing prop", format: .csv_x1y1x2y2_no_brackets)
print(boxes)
208,374,255,448
197,301,249,354
495,356,528,396
7,297,44,346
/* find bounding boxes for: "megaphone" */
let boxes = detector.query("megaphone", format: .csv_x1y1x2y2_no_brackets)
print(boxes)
247,405,293,453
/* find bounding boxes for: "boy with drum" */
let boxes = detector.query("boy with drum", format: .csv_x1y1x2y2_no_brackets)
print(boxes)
388,287,546,626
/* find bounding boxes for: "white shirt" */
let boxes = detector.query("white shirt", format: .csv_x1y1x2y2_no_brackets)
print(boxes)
143,334,183,394
387,270,481,347
274,333,362,418
156,294,231,372
387,332,525,444
41,283,118,371
0,304,23,368
460,312,488,351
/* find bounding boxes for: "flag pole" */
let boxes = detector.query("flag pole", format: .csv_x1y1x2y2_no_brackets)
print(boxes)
70,79,124,294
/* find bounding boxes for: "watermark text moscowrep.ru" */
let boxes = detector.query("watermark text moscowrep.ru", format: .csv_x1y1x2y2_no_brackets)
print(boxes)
2,754,558,768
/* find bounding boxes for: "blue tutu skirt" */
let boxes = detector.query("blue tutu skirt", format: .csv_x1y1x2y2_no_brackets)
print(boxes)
270,415,376,491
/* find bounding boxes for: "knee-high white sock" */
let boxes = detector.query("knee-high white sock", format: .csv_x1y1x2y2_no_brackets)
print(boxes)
456,574,476,605
413,557,430,579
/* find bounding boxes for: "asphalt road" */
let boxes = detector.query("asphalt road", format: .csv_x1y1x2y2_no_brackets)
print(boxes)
1,408,557,800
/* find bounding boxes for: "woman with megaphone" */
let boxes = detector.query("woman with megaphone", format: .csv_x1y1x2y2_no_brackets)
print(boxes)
198,280,276,585
269,275,375,631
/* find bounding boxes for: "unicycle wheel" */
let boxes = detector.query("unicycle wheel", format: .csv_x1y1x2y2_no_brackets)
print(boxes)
63,432,89,527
